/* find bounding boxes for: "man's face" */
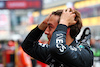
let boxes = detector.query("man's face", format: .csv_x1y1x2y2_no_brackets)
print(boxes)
44,14,59,44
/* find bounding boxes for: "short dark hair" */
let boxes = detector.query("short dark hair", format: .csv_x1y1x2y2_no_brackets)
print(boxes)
52,8,83,39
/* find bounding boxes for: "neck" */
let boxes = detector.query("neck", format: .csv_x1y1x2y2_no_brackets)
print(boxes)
66,35,74,46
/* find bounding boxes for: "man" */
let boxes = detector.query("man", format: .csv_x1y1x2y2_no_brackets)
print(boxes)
21,8,93,67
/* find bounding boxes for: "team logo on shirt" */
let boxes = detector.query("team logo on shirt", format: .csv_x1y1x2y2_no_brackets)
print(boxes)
56,33,66,52
69,46,77,51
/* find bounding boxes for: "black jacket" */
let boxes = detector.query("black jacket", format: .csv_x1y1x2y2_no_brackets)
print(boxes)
21,24,93,67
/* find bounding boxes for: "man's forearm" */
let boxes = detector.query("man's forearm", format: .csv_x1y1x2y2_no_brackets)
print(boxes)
21,26,46,60
21,26,44,48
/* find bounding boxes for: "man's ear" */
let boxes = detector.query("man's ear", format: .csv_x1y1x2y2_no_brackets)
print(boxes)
67,28,70,35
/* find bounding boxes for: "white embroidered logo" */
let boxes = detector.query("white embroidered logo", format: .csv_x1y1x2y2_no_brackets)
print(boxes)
39,43,48,47
56,33,66,52
69,46,77,51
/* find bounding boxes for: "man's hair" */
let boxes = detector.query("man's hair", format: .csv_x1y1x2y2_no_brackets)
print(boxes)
52,8,83,39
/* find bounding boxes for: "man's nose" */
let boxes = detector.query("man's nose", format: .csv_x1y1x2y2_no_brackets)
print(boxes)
44,27,49,35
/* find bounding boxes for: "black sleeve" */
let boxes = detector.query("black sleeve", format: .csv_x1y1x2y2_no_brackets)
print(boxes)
49,24,93,67
21,26,49,63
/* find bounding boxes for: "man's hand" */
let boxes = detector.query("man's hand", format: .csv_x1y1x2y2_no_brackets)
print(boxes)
59,8,77,26
38,14,51,31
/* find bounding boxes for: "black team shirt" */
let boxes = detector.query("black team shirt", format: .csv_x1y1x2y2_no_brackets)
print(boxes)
21,24,93,67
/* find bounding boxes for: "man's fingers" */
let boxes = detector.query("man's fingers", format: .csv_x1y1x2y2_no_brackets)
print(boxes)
67,8,70,12
73,14,77,23
72,14,76,17
47,13,52,19
70,12,73,14
48,13,52,17
63,9,66,13
49,13,52,16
